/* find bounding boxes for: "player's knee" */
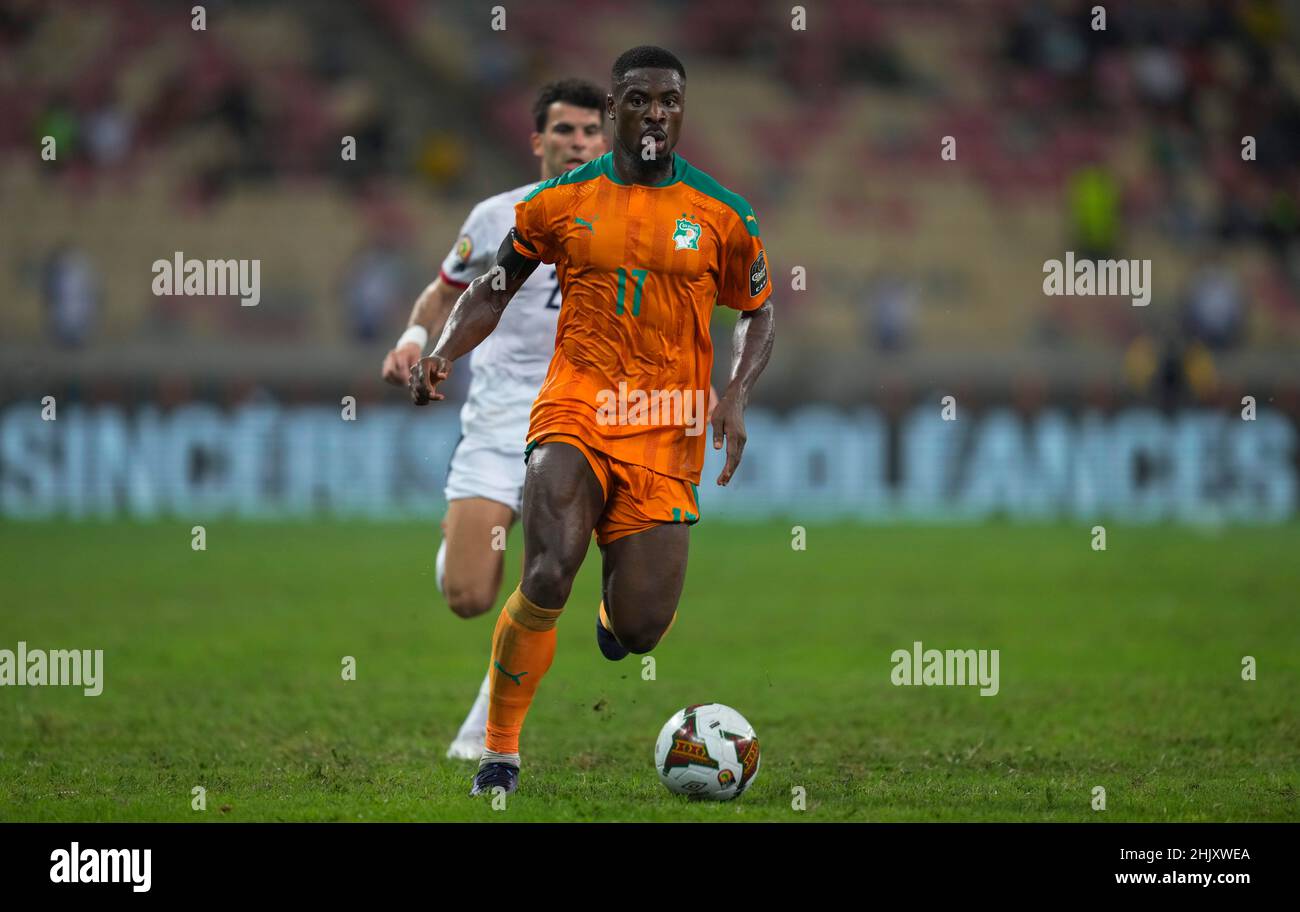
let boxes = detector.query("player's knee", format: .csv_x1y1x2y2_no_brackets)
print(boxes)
622,632,661,655
615,616,668,655
446,584,495,619
522,558,575,608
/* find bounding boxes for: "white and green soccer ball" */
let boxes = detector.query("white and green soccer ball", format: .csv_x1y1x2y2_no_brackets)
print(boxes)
654,703,761,800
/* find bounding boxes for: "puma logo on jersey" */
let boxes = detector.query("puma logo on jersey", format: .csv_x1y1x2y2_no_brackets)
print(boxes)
575,216,597,233
673,216,701,251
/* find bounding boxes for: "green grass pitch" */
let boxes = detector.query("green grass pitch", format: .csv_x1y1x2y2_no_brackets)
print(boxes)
0,520,1296,822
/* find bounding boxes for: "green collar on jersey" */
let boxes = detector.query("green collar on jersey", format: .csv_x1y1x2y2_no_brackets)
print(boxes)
524,152,761,237
599,151,689,187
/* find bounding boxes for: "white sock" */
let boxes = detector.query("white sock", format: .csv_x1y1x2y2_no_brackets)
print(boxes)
454,669,491,743
479,748,520,769
435,538,447,596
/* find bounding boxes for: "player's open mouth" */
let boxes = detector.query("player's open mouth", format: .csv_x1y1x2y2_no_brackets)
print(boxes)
643,131,667,152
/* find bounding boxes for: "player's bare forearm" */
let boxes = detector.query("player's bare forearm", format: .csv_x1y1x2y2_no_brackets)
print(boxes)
409,230,540,405
711,300,774,485
407,277,459,338
723,301,775,406
430,231,539,363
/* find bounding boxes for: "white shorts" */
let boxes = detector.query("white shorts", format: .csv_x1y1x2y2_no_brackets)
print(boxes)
443,364,539,515
444,434,527,515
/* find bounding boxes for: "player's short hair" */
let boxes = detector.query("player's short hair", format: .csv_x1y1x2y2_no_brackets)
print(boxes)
611,46,686,88
532,78,605,132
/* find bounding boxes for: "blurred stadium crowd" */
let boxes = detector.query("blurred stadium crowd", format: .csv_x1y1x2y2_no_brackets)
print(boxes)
2,0,1297,410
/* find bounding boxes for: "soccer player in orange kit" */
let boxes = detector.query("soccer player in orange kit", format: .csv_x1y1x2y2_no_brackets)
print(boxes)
408,46,776,796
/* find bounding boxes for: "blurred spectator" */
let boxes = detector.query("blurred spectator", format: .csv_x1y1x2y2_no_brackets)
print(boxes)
867,274,916,353
43,245,100,348
1067,165,1121,259
210,79,272,181
415,132,468,191
84,102,132,168
1132,44,1186,106
331,81,392,187
1122,333,1159,392
1182,254,1245,350
34,96,77,170
342,240,411,342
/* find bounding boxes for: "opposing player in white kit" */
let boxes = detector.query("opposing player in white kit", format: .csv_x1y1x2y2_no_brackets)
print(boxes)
380,80,607,759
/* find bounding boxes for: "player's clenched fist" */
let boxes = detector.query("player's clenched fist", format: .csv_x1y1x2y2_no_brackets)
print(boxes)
409,355,452,405
381,342,422,386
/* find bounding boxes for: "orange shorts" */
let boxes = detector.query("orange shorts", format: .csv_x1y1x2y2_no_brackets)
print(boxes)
526,433,700,545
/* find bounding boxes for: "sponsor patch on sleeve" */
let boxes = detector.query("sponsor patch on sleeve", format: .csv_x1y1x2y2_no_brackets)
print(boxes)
749,250,768,297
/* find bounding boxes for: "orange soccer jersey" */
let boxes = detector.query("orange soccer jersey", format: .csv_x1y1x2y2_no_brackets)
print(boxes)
512,151,772,484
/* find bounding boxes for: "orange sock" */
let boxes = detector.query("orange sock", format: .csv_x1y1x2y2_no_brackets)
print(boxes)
484,587,562,756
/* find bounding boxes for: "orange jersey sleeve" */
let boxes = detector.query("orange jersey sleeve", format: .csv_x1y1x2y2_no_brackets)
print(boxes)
512,184,564,263
717,208,771,311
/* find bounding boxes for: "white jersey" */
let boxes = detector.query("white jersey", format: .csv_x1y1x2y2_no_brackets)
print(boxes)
439,181,560,452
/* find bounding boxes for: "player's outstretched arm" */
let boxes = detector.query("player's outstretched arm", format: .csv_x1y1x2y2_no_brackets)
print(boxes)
408,229,541,405
711,300,775,485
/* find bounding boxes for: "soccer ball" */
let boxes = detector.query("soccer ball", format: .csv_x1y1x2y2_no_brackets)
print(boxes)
654,703,761,800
